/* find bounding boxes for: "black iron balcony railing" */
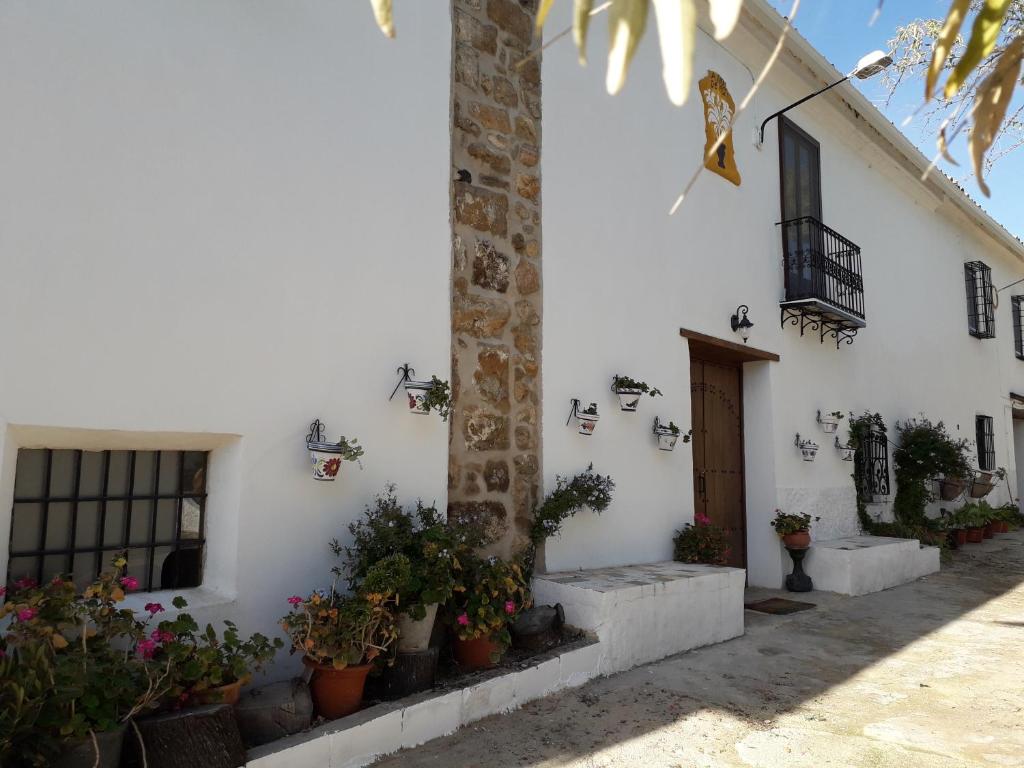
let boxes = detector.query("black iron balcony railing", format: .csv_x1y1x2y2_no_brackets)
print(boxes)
777,217,865,347
780,216,865,322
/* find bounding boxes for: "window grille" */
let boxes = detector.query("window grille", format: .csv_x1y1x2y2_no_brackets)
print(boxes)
965,261,995,339
7,449,207,591
861,430,890,498
975,415,995,471
1012,295,1024,360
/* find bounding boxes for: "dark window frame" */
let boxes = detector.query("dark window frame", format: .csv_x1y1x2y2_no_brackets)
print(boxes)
7,448,207,592
778,116,823,222
861,429,891,499
965,261,996,339
975,415,996,471
1012,295,1024,359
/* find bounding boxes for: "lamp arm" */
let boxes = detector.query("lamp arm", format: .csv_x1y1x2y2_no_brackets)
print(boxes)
759,76,850,144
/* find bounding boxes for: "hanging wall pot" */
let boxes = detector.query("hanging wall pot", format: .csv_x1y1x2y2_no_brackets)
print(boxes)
306,419,364,481
389,363,452,420
610,374,662,413
653,417,691,452
817,410,844,434
568,399,599,436
404,380,433,415
795,434,819,462
835,436,855,462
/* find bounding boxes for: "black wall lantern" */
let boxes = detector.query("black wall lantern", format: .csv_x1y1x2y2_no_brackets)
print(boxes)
731,305,753,343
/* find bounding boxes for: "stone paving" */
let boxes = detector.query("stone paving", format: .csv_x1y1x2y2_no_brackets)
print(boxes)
374,532,1024,767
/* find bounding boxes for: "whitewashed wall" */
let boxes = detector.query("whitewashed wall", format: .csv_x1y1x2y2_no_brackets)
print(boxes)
541,1,1024,585
0,0,451,675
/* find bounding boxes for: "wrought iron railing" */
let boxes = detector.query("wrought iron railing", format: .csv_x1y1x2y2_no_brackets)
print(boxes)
780,216,865,321
857,431,890,499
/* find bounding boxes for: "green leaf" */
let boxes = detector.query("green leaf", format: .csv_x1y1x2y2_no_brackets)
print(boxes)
945,0,1012,99
536,0,556,32
926,0,970,100
171,595,187,609
606,0,649,96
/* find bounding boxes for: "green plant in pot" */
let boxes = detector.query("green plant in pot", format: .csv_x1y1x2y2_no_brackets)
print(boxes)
340,487,458,653
280,555,403,720
419,376,453,421
672,512,730,565
610,374,662,412
770,510,818,550
447,555,531,670
151,599,282,708
1,559,173,768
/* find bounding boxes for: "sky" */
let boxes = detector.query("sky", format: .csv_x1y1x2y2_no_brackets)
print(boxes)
767,0,1022,239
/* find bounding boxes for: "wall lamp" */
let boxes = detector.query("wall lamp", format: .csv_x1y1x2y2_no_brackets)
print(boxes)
756,50,892,146
731,304,753,343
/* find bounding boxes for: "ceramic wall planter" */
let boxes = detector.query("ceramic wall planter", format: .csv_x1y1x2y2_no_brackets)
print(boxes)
656,431,679,451
302,658,371,720
396,604,438,653
404,380,433,415
615,388,643,412
939,476,966,501
307,445,345,481
835,438,855,461
795,435,819,462
817,410,842,434
568,400,599,436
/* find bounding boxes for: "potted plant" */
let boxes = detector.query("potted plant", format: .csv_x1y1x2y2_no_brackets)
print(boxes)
939,474,967,501
305,421,364,482
1,559,172,768
610,375,662,412
770,510,818,550
653,419,691,452
935,511,965,548
834,436,855,462
280,555,403,720
955,503,987,543
340,487,458,653
406,376,452,420
672,512,730,565
795,436,819,462
152,602,282,707
817,410,844,434
447,555,530,670
575,402,600,435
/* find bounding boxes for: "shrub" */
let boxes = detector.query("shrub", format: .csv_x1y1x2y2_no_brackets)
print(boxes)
892,417,972,525
447,556,530,656
528,465,615,546
672,513,730,565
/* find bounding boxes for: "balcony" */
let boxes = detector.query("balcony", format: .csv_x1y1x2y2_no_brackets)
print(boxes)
779,216,865,347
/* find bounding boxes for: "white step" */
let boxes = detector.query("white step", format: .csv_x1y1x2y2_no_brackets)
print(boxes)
802,535,940,596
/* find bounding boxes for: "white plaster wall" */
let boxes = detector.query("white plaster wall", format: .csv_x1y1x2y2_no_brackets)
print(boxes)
541,1,1024,583
0,0,450,673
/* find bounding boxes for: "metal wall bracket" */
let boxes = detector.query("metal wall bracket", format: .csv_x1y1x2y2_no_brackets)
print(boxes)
780,306,858,348
389,363,416,401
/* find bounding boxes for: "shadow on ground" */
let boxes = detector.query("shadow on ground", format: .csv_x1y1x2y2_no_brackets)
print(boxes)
373,533,1024,767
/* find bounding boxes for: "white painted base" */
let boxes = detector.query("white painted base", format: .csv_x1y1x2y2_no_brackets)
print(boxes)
532,561,745,675
802,536,940,597
244,639,602,768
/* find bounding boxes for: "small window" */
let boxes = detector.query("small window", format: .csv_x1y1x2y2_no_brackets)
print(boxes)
1012,295,1024,359
861,430,891,499
975,415,995,471
965,261,995,339
7,449,207,592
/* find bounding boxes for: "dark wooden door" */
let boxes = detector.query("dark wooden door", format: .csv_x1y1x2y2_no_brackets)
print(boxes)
690,358,746,568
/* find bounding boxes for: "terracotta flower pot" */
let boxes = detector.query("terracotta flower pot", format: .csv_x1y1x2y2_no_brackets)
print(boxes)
966,526,985,543
453,635,502,670
954,529,968,546
999,520,1011,533
303,658,371,720
195,680,242,707
983,522,995,539
939,477,966,501
781,530,810,550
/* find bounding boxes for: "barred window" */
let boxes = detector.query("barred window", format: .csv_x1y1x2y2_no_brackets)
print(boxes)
7,449,207,592
975,416,995,471
861,430,891,498
965,261,995,339
1012,295,1024,360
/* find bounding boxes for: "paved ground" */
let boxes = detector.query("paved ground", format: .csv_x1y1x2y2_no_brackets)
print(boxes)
375,532,1024,767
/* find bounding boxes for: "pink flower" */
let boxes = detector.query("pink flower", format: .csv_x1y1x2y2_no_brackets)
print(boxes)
694,512,711,526
0,648,6,659
504,600,516,615
287,595,303,606
144,602,164,615
13,578,37,590
151,629,175,644
457,613,470,626
16,608,36,622
0,586,6,598
135,639,157,659
119,576,139,591
50,577,64,586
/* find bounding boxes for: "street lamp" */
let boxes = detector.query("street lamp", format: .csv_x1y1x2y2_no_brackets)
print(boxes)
757,50,893,146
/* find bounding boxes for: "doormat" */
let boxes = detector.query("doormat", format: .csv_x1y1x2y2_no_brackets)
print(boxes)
744,598,816,615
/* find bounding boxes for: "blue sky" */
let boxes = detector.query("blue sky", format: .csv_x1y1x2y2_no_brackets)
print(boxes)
767,0,1022,239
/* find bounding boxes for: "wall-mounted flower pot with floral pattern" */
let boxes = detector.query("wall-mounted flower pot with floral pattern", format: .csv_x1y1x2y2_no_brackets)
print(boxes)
817,410,844,434
404,380,433,415
795,435,819,462
610,375,662,413
835,437,855,462
653,417,692,452
577,405,600,436
305,420,363,482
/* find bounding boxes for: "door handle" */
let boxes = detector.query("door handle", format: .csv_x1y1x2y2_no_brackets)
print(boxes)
698,472,706,498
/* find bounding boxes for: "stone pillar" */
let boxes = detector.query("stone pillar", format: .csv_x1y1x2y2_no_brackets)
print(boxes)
449,0,541,558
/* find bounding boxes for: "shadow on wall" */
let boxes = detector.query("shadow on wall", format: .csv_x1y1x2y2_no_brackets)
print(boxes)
372,533,1024,766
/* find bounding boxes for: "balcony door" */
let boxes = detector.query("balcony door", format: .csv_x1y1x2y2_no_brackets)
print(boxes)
690,357,746,569
780,118,822,299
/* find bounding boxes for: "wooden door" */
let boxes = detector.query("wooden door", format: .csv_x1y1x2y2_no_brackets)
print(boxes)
690,358,746,568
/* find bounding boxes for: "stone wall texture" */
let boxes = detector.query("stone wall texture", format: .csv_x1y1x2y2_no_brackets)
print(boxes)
449,0,541,558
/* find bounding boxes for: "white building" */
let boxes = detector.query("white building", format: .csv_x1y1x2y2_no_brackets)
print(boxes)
2,0,1022,665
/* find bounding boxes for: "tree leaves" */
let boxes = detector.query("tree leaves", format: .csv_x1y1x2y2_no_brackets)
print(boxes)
925,0,969,101
945,0,1012,99
652,0,697,106
573,0,595,65
607,0,650,96
969,35,1024,195
369,0,394,39
709,0,742,41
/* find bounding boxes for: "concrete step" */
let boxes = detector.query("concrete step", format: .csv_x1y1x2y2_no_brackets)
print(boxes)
802,535,940,596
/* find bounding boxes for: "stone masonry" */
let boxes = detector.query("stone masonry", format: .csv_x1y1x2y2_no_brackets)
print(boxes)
449,0,541,558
